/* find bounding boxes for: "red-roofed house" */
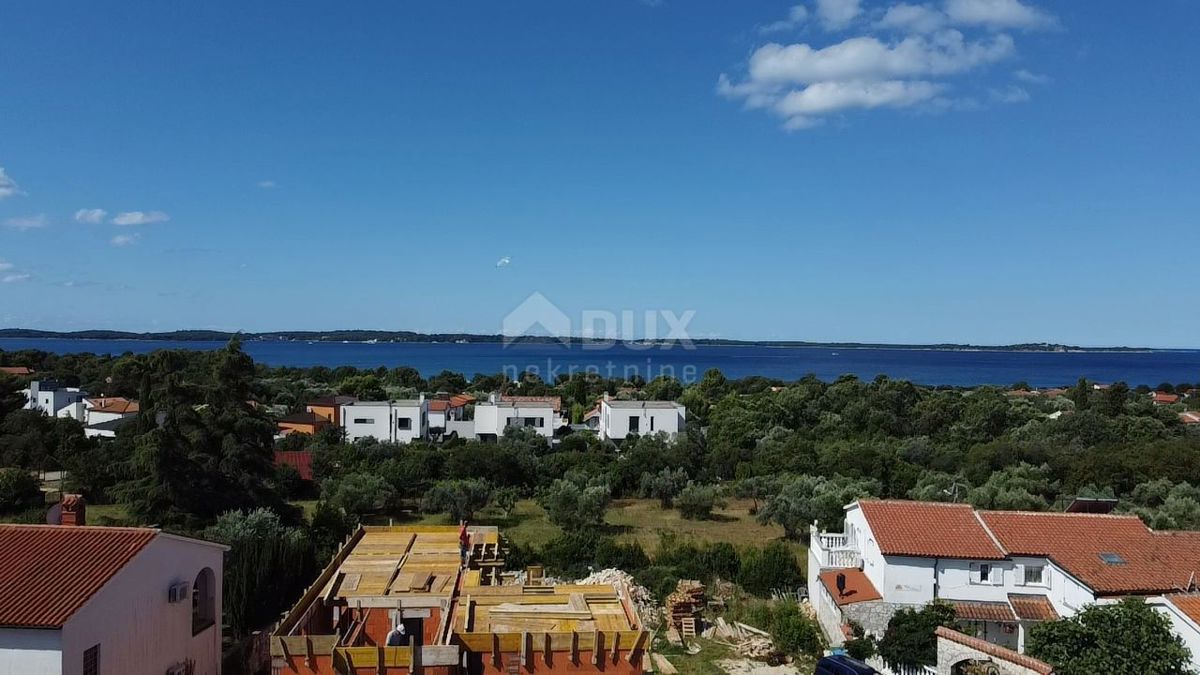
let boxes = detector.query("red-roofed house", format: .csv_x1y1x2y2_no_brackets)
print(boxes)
1154,392,1183,405
809,499,1200,669
0,520,226,674
1181,411,1200,426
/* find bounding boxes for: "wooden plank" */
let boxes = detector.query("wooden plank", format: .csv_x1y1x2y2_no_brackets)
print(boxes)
652,654,678,674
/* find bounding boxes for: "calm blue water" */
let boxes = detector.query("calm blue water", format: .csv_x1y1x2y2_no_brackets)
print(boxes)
1,338,1198,387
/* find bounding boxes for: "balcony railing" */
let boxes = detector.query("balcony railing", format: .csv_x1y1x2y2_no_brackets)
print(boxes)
811,526,861,569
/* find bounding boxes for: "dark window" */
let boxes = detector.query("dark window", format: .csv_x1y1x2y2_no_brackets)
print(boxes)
979,564,991,582
83,645,99,675
524,417,544,428
397,417,412,430
649,416,655,431
629,416,640,433
193,567,216,635
353,418,374,425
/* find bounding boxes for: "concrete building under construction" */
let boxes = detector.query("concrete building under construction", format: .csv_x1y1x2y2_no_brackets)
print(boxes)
271,526,649,674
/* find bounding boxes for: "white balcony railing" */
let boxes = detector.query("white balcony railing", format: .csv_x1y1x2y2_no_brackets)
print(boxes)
824,548,862,569
811,527,862,569
818,533,848,550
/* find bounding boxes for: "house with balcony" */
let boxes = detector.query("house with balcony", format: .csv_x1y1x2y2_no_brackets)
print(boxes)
339,398,429,443
808,499,1200,668
597,398,686,441
0,500,227,675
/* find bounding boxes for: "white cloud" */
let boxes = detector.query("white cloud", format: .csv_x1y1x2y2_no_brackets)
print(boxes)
4,214,47,231
990,83,1030,103
257,180,277,189
0,261,12,272
761,5,809,34
817,0,863,30
111,233,140,247
2,274,30,284
720,0,1054,130
111,211,169,226
0,167,19,200
944,0,1054,30
74,208,108,224
876,3,948,33
495,256,512,268
1014,68,1051,84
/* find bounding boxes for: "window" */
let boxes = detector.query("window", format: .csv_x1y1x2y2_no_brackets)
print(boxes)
629,416,640,433
979,563,991,583
523,417,544,428
649,416,655,431
1024,565,1045,585
353,418,374,425
1100,552,1127,566
397,417,412,430
193,567,216,635
970,562,999,585
83,645,99,675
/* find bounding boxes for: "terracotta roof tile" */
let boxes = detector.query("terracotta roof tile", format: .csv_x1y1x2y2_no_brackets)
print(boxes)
935,627,1055,674
0,525,157,628
980,511,1200,595
1155,392,1182,404
1181,412,1200,425
1008,594,1059,621
275,450,314,482
818,568,882,606
857,500,1007,560
428,400,451,412
87,398,140,414
952,600,1017,622
0,366,33,376
449,394,475,407
500,395,562,412
1167,594,1200,626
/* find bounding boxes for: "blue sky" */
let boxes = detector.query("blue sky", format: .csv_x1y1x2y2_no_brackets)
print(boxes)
0,0,1197,347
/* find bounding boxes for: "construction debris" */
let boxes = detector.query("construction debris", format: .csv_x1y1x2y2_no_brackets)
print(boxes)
666,579,706,630
704,617,780,661
652,653,679,674
575,568,659,627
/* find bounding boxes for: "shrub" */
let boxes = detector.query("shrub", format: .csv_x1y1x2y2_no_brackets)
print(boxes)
737,541,802,596
421,479,492,521
676,482,725,520
877,601,956,669
699,541,741,581
0,468,42,515
323,473,394,516
538,479,609,531
772,603,823,655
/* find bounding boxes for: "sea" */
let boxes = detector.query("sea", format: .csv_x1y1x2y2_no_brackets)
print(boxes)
1,338,1198,388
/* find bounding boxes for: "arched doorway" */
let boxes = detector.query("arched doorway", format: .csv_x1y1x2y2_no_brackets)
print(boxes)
952,659,1001,675
192,567,216,635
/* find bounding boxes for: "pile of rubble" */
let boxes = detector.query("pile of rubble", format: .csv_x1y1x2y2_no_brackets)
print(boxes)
575,568,659,627
665,579,706,631
703,617,779,661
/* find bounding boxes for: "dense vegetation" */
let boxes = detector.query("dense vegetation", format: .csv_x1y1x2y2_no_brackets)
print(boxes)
0,341,1197,648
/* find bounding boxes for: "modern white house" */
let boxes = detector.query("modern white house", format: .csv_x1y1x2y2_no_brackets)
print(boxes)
808,499,1200,670
339,397,428,443
472,394,564,440
597,398,686,441
0,505,227,675
21,380,88,421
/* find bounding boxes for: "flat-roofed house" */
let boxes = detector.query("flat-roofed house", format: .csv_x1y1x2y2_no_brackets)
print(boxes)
808,499,1200,670
340,398,428,443
270,525,648,674
22,380,88,421
0,515,227,675
598,399,686,441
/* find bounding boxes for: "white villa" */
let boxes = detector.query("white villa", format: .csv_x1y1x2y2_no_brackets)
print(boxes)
339,397,429,443
808,499,1200,669
21,380,88,421
472,394,565,440
597,398,686,441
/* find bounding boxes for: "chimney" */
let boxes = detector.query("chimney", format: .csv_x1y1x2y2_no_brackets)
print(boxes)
60,494,86,526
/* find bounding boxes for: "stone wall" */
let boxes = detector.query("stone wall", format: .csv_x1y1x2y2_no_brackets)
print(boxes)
842,600,902,638
935,628,1053,675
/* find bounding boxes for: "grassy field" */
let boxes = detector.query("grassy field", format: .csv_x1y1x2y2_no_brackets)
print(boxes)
52,496,806,567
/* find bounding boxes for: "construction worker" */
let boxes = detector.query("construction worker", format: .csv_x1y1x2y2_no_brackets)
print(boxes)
385,622,406,647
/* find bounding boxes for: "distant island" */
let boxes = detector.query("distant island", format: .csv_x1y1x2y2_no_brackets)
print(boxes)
0,329,1161,352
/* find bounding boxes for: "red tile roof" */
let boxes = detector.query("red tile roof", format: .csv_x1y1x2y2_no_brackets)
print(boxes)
1008,594,1059,621
1167,594,1200,626
428,400,451,412
1155,392,1182,405
952,600,1017,622
818,568,882,606
275,450,314,482
87,398,140,415
935,627,1055,674
0,525,157,628
1181,412,1200,425
500,395,562,411
980,511,1200,595
0,366,33,376
857,500,1007,560
449,394,475,408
